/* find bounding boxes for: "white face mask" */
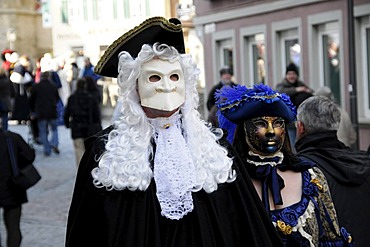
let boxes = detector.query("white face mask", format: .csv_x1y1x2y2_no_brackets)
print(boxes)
138,59,185,111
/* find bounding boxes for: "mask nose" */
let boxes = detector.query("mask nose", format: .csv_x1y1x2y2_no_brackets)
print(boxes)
155,76,176,93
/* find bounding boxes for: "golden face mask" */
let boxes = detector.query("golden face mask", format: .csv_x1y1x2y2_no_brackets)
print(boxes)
244,116,286,155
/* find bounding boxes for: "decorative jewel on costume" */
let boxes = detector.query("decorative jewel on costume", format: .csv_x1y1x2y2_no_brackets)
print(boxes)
150,112,196,220
216,83,296,144
276,220,293,235
310,178,323,191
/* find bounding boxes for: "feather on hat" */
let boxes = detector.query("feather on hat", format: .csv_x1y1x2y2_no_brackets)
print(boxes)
216,84,296,143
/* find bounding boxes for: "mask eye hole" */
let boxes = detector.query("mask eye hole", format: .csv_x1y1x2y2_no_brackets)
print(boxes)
149,75,161,82
273,119,285,128
253,119,267,128
170,74,179,81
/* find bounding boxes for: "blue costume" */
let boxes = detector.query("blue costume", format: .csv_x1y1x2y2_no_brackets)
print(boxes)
216,84,354,246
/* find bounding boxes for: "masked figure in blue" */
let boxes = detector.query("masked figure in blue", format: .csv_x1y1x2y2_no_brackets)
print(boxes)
216,84,354,247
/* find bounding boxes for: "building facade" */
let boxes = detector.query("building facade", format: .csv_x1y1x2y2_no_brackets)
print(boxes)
194,0,370,150
0,0,52,62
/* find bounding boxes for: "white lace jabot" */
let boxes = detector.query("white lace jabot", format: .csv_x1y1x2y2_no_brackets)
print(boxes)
149,113,196,220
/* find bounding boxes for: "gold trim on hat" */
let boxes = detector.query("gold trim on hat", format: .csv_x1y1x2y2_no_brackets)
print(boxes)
95,16,183,75
219,93,280,111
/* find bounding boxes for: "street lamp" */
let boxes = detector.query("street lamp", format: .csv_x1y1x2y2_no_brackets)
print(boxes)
6,28,17,50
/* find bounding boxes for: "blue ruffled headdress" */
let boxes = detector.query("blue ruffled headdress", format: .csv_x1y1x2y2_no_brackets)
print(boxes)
216,83,296,144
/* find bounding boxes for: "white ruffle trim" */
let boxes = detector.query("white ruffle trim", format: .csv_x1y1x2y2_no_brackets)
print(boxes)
247,151,284,167
150,113,197,220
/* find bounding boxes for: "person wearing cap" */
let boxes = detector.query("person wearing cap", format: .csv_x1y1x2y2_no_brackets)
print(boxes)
295,95,370,247
65,17,282,247
206,66,237,127
276,62,313,151
216,83,354,246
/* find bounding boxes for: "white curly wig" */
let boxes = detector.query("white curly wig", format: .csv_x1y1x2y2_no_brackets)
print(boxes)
91,43,236,193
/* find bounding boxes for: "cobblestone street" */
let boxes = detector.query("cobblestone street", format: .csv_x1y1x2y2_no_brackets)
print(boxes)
1,115,111,247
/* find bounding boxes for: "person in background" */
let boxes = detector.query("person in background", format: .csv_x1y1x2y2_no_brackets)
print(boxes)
9,54,34,124
39,53,66,126
314,86,356,147
54,58,71,109
217,84,354,246
295,95,370,247
66,17,282,247
1,49,17,78
79,57,101,84
29,71,60,156
0,67,15,130
64,61,79,92
0,120,36,247
206,66,237,127
276,62,313,151
64,78,101,167
84,76,102,104
34,57,43,83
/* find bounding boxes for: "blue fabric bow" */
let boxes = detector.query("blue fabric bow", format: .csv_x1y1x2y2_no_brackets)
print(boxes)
255,165,285,211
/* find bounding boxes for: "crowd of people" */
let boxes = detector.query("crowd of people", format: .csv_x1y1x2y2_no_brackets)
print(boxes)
0,49,103,158
0,15,369,247
0,49,103,245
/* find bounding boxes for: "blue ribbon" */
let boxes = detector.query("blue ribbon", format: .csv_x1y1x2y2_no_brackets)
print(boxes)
255,165,285,211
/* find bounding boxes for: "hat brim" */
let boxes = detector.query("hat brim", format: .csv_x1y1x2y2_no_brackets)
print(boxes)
94,17,185,78
222,100,296,124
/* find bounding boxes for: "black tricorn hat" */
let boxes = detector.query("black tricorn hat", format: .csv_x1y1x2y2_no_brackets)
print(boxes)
94,16,185,78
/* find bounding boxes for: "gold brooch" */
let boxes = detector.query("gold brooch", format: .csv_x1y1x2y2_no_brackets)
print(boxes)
163,124,170,129
310,178,323,191
277,220,292,235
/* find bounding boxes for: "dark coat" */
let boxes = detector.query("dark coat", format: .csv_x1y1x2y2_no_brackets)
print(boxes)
295,131,370,247
64,90,101,139
275,79,313,107
66,126,283,247
10,64,34,121
0,75,15,113
29,78,60,120
0,130,36,206
206,81,237,111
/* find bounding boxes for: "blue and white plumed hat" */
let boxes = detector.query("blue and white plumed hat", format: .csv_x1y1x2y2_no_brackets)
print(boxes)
216,83,296,143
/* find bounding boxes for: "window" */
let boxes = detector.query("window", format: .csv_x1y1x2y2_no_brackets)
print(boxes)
221,43,233,71
279,31,299,76
83,0,88,21
213,30,236,82
113,0,117,19
123,0,130,18
240,25,267,86
253,42,266,84
308,11,341,105
92,0,98,20
285,40,300,68
61,0,68,24
271,19,301,84
322,33,341,104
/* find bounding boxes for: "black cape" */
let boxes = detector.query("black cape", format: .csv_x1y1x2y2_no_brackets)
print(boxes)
295,131,370,247
66,126,282,247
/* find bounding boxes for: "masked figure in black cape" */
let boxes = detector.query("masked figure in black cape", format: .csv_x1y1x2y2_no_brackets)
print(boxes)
65,17,282,247
216,84,354,246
